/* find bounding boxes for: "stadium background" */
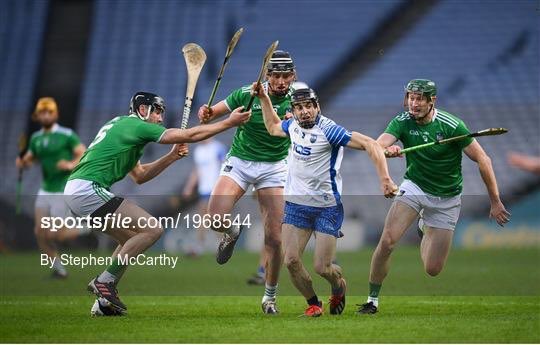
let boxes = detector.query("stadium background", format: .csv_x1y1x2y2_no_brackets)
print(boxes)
0,0,538,343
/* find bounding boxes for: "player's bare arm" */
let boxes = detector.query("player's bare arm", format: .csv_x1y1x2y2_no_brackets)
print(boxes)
348,132,397,197
15,151,35,169
376,133,402,158
56,143,86,171
129,144,189,184
197,101,230,124
464,140,510,226
160,107,250,144
252,82,286,137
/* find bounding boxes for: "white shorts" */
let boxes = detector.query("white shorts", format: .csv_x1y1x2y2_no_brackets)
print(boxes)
220,156,287,191
64,179,115,217
395,179,461,231
35,189,70,218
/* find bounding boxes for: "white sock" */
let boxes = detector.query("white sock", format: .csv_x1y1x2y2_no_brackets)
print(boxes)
98,270,117,284
262,283,277,303
367,296,379,307
52,258,66,273
224,224,239,237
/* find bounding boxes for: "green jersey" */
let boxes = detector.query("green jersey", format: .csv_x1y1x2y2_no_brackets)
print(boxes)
69,115,166,189
384,109,473,196
28,124,81,192
225,83,292,162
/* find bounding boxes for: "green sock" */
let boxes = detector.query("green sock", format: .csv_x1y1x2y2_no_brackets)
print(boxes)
102,258,127,281
369,282,382,298
107,258,127,275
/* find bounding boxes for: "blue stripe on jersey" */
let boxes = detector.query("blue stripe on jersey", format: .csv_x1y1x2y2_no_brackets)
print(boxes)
322,124,352,147
329,146,341,204
281,118,293,136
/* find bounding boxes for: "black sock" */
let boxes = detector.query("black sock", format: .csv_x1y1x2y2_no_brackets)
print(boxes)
332,282,344,295
307,295,319,306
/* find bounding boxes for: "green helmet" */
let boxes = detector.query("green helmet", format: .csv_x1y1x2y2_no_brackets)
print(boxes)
405,79,437,98
403,79,436,107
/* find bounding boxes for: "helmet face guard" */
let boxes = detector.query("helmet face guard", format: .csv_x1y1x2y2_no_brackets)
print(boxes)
129,91,166,120
266,50,296,97
291,88,320,129
267,50,295,73
403,79,437,107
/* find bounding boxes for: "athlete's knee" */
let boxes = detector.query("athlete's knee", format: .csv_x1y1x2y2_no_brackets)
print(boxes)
54,229,65,241
55,228,71,242
34,223,51,241
284,254,302,271
424,262,444,277
46,229,59,241
264,231,281,250
149,226,164,242
262,215,281,239
138,223,163,243
263,213,282,230
314,260,332,277
377,234,397,256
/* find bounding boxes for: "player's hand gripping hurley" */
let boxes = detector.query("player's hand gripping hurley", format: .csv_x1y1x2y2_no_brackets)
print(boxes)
245,40,279,111
207,28,244,107
181,43,207,129
387,128,508,157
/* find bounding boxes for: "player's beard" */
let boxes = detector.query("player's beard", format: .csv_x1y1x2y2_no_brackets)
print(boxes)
410,104,433,123
269,84,289,97
41,119,55,129
295,112,317,129
409,111,425,120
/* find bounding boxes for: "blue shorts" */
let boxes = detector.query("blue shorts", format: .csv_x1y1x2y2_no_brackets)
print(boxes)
283,201,344,238
198,193,211,202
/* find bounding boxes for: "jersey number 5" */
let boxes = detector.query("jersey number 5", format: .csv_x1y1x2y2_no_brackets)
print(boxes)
88,123,114,149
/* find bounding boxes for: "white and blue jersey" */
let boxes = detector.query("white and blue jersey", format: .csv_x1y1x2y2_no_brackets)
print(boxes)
281,114,352,237
281,114,352,208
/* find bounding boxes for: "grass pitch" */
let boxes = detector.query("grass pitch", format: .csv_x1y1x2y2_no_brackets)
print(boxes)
1,247,539,343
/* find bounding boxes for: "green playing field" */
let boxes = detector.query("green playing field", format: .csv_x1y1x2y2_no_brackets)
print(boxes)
1,247,538,343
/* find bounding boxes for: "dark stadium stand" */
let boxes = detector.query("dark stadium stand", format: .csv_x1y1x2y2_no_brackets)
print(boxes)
0,0,49,196
331,1,538,108
0,0,48,112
